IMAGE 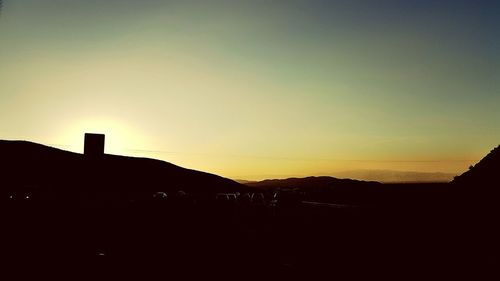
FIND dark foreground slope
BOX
[451,144,500,205]
[452,144,500,187]
[1,141,500,279]
[0,140,246,193]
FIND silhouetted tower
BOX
[84,133,105,157]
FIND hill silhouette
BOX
[246,176,455,206]
[246,176,384,205]
[1,141,499,277]
[452,144,500,187]
[246,176,381,190]
[331,169,455,183]
[0,140,247,194]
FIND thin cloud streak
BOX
[124,148,477,163]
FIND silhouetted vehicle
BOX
[174,190,188,201]
[176,190,187,198]
[270,192,279,207]
[216,193,230,201]
[227,193,237,201]
[7,192,32,201]
[238,193,251,204]
[153,192,168,200]
[250,192,265,205]
[216,193,238,202]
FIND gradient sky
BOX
[0,0,499,180]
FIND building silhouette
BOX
[84,133,105,157]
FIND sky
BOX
[0,0,499,180]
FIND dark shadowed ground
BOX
[1,141,500,279]
[2,187,499,280]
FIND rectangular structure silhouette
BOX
[84,133,105,157]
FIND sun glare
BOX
[56,117,144,156]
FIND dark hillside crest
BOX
[0,139,248,193]
[452,144,500,186]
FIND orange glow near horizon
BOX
[0,1,498,181]
[54,117,149,156]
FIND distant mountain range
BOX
[244,176,459,206]
[2,139,497,197]
[246,176,381,190]
[245,176,387,205]
[330,170,456,183]
[0,140,247,193]
[236,170,457,184]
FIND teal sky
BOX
[0,0,499,180]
